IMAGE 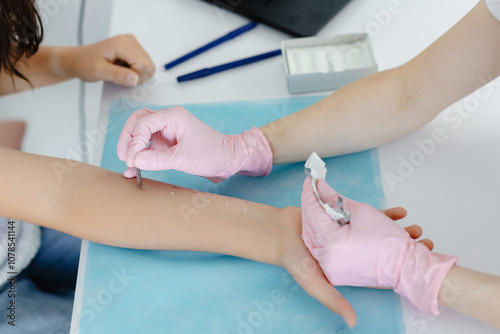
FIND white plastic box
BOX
[282,33,378,94]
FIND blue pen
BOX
[164,21,258,70]
[177,49,282,82]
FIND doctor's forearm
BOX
[438,265,500,329]
[261,68,417,164]
[262,1,500,164]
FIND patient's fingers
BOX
[381,210,434,251]
[403,225,434,250]
[286,247,357,328]
[404,224,422,239]
[418,238,434,251]
[380,207,407,221]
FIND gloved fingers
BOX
[149,132,175,151]
[123,167,137,179]
[287,250,357,329]
[303,222,335,251]
[316,179,356,223]
[134,148,176,171]
[380,207,408,221]
[126,112,171,167]
[301,221,323,250]
[316,179,340,205]
[301,178,341,236]
[205,176,225,183]
[301,226,314,250]
[117,108,154,161]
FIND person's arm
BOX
[0,146,431,327]
[0,145,278,261]
[0,35,155,95]
[116,2,500,179]
[438,265,500,328]
[0,145,354,325]
[263,0,500,164]
[0,121,25,150]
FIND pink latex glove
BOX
[301,178,458,316]
[116,106,273,182]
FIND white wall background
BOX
[0,0,113,162]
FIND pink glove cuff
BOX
[395,242,458,316]
[235,127,273,177]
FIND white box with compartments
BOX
[282,33,378,94]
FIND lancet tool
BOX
[304,152,350,225]
[136,168,143,189]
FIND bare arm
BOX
[439,265,500,328]
[263,0,500,164]
[0,146,363,324]
[0,35,155,95]
[0,121,25,150]
[0,145,280,264]
[0,46,75,94]
[0,146,432,326]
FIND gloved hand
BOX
[117,106,273,182]
[301,178,458,316]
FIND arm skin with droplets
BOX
[0,145,432,327]
[0,145,355,324]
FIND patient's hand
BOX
[68,35,155,87]
[276,198,432,329]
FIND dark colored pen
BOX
[164,21,258,70]
[177,49,282,82]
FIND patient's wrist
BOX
[55,46,80,79]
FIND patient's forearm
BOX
[0,147,282,265]
[58,166,282,265]
[438,265,500,328]
[0,46,76,95]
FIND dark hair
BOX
[0,0,44,83]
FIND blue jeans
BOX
[0,227,81,333]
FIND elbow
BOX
[393,64,440,130]
[393,65,413,116]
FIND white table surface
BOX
[73,0,500,333]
